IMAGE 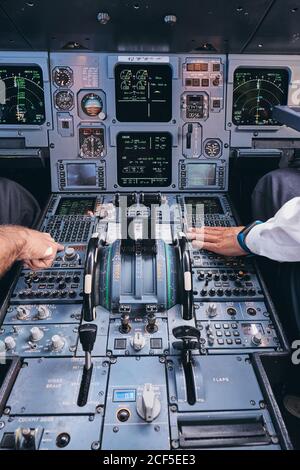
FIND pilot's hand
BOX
[17,228,64,270]
[186,226,247,257]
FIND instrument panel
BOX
[232,67,289,126]
[0,65,45,125]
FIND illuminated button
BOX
[201,78,209,87]
[192,78,200,87]
[187,63,195,71]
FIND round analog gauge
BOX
[53,67,73,88]
[54,90,74,111]
[81,135,104,158]
[204,139,222,158]
[81,93,103,117]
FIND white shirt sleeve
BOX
[246,197,300,262]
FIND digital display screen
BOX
[185,197,224,215]
[117,132,172,187]
[115,64,172,122]
[113,389,136,402]
[55,197,96,216]
[186,163,216,188]
[0,65,46,125]
[232,68,289,126]
[66,163,97,187]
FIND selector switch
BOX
[136,383,161,422]
[16,307,30,320]
[30,327,44,342]
[37,306,50,320]
[51,334,65,351]
[131,332,146,351]
[206,303,217,318]
[119,313,131,334]
[4,336,16,351]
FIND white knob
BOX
[51,335,65,351]
[136,383,161,422]
[64,246,77,260]
[98,111,106,120]
[37,306,50,320]
[5,336,16,351]
[30,327,44,342]
[207,303,217,318]
[130,332,146,351]
[16,307,30,320]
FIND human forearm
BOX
[0,225,64,277]
[0,225,27,277]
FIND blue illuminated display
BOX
[113,389,136,402]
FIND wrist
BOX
[237,221,263,255]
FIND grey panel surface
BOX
[7,357,109,415]
[0,323,78,357]
[166,355,264,412]
[169,410,281,450]
[48,52,230,192]
[107,316,169,356]
[4,304,82,324]
[102,356,170,450]
[0,414,102,450]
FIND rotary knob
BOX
[130,332,146,351]
[51,335,65,351]
[37,306,50,320]
[136,383,161,422]
[16,306,30,320]
[4,336,16,351]
[206,303,217,318]
[30,327,44,342]
[64,246,78,261]
[252,332,262,346]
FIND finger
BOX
[193,233,221,243]
[56,243,65,252]
[202,227,226,233]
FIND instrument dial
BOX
[53,67,73,88]
[54,90,74,111]
[81,93,103,117]
[204,139,222,158]
[81,135,104,159]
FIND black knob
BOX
[78,324,98,353]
